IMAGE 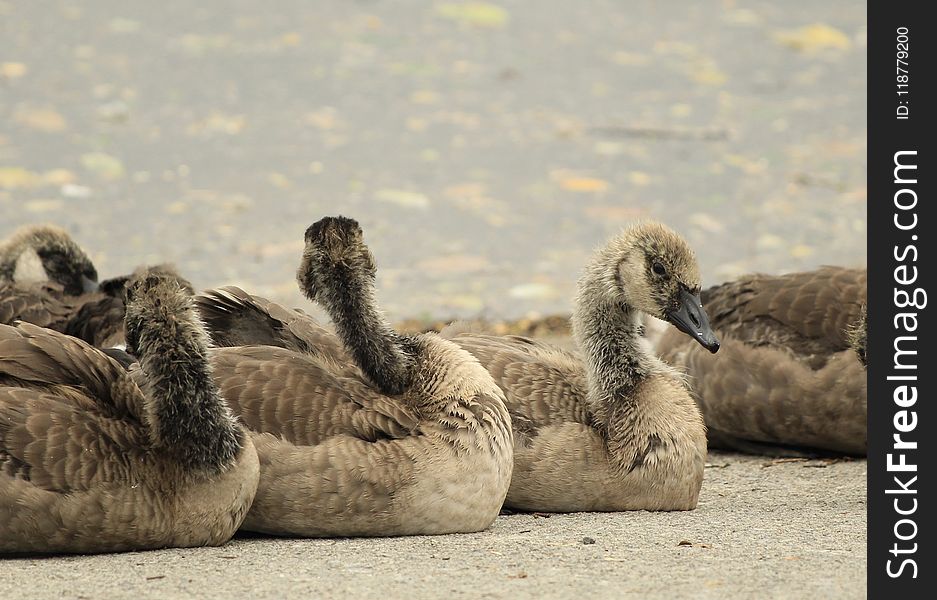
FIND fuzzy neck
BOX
[572,271,656,434]
[138,314,241,472]
[314,264,414,395]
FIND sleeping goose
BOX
[196,216,513,537]
[656,266,867,456]
[1,225,100,329]
[0,272,259,554]
[0,224,98,294]
[443,222,719,512]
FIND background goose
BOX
[0,224,98,294]
[0,272,259,554]
[196,216,513,537]
[63,264,195,349]
[1,225,100,329]
[443,222,719,512]
[656,266,867,456]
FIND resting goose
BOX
[1,225,100,328]
[442,222,719,512]
[0,272,259,554]
[656,266,867,456]
[63,265,195,349]
[196,216,513,537]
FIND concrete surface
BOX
[0,453,866,600]
[1,0,866,321]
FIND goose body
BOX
[445,222,720,512]
[657,266,867,456]
[1,225,102,332]
[0,274,259,554]
[196,217,513,537]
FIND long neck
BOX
[572,271,656,434]
[314,264,414,395]
[138,311,241,472]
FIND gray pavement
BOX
[2,0,866,320]
[1,453,867,600]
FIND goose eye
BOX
[652,262,667,277]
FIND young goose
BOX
[656,267,867,456]
[0,224,98,294]
[1,224,100,331]
[197,216,513,537]
[0,273,259,554]
[444,222,719,512]
[63,264,195,349]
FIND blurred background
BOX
[1,0,866,321]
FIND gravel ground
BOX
[0,453,866,600]
[1,1,867,598]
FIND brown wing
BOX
[700,266,867,365]
[63,295,126,347]
[0,323,146,423]
[0,282,77,329]
[196,286,348,363]
[208,345,420,446]
[0,324,149,492]
[447,333,591,438]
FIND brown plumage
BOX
[657,267,867,456]
[1,224,101,332]
[444,222,718,512]
[195,216,513,537]
[0,224,98,294]
[0,272,259,554]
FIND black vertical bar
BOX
[868,1,934,597]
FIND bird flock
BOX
[0,218,867,554]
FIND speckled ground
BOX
[1,1,866,598]
[1,0,866,321]
[0,453,866,600]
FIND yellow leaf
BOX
[436,3,509,28]
[560,177,609,193]
[80,152,125,180]
[775,24,851,53]
[25,199,64,213]
[280,32,302,47]
[268,173,292,189]
[0,62,27,79]
[14,107,68,133]
[628,171,651,186]
[42,169,76,186]
[166,201,189,214]
[0,167,41,189]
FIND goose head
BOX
[583,222,720,353]
[0,224,98,295]
[124,272,199,357]
[297,216,377,303]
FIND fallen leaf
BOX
[436,3,509,28]
[0,62,27,79]
[81,153,125,180]
[14,107,68,133]
[559,177,609,193]
[25,199,64,213]
[374,189,430,209]
[0,167,42,189]
[775,23,851,53]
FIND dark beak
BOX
[81,275,99,294]
[666,287,720,353]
